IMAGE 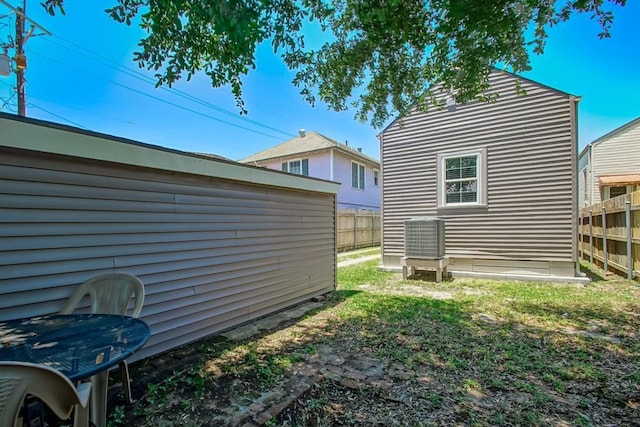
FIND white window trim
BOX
[351,161,366,190]
[604,184,632,200]
[286,158,303,175]
[283,158,309,176]
[437,147,487,209]
[373,169,379,186]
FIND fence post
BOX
[579,213,583,260]
[353,210,357,250]
[589,210,593,264]
[371,212,375,247]
[626,198,633,279]
[602,206,608,272]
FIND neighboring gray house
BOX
[379,70,581,281]
[0,113,339,361]
[240,130,380,211]
[578,116,640,207]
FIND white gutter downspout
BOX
[330,148,334,181]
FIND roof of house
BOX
[578,116,640,160]
[192,152,232,161]
[598,174,640,187]
[239,131,379,166]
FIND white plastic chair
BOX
[0,361,91,427]
[60,273,145,405]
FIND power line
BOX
[28,101,87,129]
[1,96,16,111]
[41,35,296,138]
[30,50,287,140]
[0,78,16,110]
[25,95,230,147]
[0,0,50,35]
[1,75,80,124]
[0,0,51,116]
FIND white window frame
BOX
[373,169,379,186]
[604,185,631,200]
[282,158,309,176]
[351,161,366,190]
[437,147,487,209]
[288,159,302,175]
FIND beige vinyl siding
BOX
[381,71,576,274]
[577,147,590,208]
[0,146,336,361]
[578,161,589,208]
[590,120,640,204]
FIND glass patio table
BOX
[0,313,150,427]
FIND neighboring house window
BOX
[373,169,379,186]
[437,148,487,208]
[282,159,309,176]
[607,185,627,199]
[352,161,365,190]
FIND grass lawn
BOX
[336,246,381,262]
[110,260,639,426]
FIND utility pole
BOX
[0,0,50,116]
[15,1,25,116]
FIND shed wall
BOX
[381,71,577,276]
[0,147,336,361]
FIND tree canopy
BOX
[43,0,625,127]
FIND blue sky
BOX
[0,1,638,161]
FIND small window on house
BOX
[373,169,379,186]
[352,161,365,190]
[437,148,487,208]
[281,159,309,176]
[608,185,627,199]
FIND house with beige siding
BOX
[240,130,380,211]
[0,112,339,361]
[379,70,582,281]
[578,116,640,208]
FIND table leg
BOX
[91,371,109,427]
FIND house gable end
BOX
[380,71,577,278]
[381,69,574,136]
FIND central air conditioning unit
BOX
[404,217,446,258]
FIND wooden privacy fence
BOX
[579,191,640,279]
[337,209,380,252]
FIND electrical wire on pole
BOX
[0,0,50,116]
[14,1,24,115]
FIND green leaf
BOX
[44,0,628,127]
